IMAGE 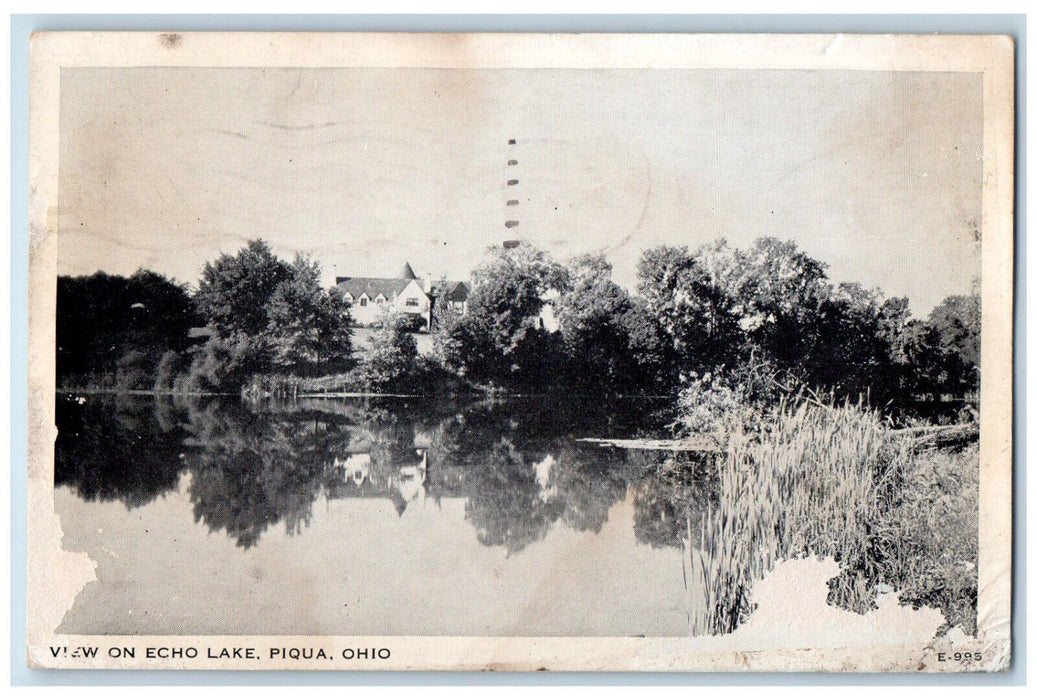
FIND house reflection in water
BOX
[327,449,432,516]
[337,453,371,486]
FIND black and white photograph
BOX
[26,32,1014,672]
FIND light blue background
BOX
[9,13,1026,686]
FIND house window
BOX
[405,298,419,307]
[359,297,368,307]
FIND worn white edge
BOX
[25,31,1016,672]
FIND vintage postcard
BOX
[26,32,1014,672]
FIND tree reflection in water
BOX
[55,394,188,510]
[460,436,565,553]
[184,399,336,548]
[55,394,714,556]
[633,453,719,550]
[552,446,630,535]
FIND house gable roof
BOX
[429,280,470,302]
[336,277,413,300]
[399,278,430,298]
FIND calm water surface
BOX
[55,394,714,636]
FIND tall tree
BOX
[636,240,744,377]
[194,239,292,337]
[191,242,354,389]
[801,282,908,401]
[906,294,981,398]
[266,254,353,374]
[928,294,981,371]
[725,237,830,371]
[441,243,569,388]
[554,254,639,394]
[350,310,420,392]
[619,296,679,393]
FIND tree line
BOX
[435,238,979,406]
[58,241,354,393]
[56,237,979,406]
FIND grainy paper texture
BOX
[28,32,1014,672]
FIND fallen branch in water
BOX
[892,423,979,450]
[580,422,978,455]
[576,435,725,453]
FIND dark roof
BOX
[335,277,415,300]
[429,280,470,302]
[399,262,418,280]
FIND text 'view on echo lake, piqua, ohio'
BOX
[43,52,995,653]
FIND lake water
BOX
[54,393,715,637]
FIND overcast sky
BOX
[58,67,981,315]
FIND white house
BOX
[335,262,469,329]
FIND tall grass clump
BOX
[689,397,977,637]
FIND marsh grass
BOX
[689,399,978,636]
[241,373,358,400]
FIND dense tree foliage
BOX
[349,311,421,392]
[194,240,293,337]
[433,236,961,405]
[57,235,980,406]
[189,241,353,389]
[439,243,569,388]
[636,242,745,374]
[902,294,981,399]
[57,270,200,388]
[555,255,633,391]
[266,254,353,373]
[632,237,965,405]
[554,255,669,395]
[57,241,355,393]
[801,283,913,401]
